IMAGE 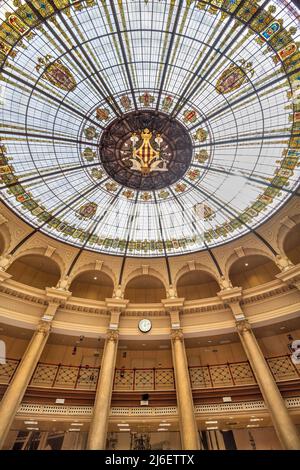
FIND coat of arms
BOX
[215,60,254,94]
[195,150,209,163]
[123,189,135,199]
[187,169,200,181]
[193,128,208,142]
[120,95,132,110]
[76,202,97,219]
[91,168,103,179]
[82,148,96,161]
[84,126,98,140]
[96,108,110,121]
[183,109,198,124]
[139,92,155,107]
[162,96,173,112]
[140,192,152,201]
[36,55,77,92]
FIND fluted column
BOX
[0,320,51,448]
[236,319,300,450]
[87,328,119,450]
[171,329,200,450]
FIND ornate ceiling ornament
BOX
[126,128,168,176]
[0,0,298,257]
[35,54,77,91]
[215,60,254,95]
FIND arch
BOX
[69,270,114,301]
[123,267,169,292]
[69,261,116,288]
[7,254,61,290]
[177,270,220,300]
[124,275,166,303]
[174,262,219,288]
[11,246,65,279]
[224,247,276,279]
[229,254,280,290]
[282,223,300,265]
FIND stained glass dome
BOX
[0,0,299,257]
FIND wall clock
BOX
[138,318,152,333]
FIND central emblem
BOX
[123,128,168,176]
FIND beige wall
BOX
[2,329,299,368]
[230,260,280,290]
[7,259,60,290]
[177,280,219,300]
[233,427,282,450]
[116,348,173,369]
[0,334,29,359]
[70,281,113,301]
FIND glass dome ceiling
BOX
[0,0,299,257]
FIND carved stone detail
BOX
[235,319,252,334]
[106,329,119,342]
[170,328,184,342]
[37,320,52,336]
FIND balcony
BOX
[1,355,299,393]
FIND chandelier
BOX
[124,128,169,175]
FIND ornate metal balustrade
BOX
[0,355,299,392]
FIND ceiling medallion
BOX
[99,111,193,191]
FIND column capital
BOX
[170,328,184,342]
[276,263,300,290]
[0,270,12,284]
[235,319,252,334]
[45,287,71,305]
[0,254,13,272]
[37,320,52,336]
[106,328,119,343]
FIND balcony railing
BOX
[0,355,299,392]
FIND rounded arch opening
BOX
[229,255,280,289]
[124,275,166,303]
[283,224,300,265]
[177,270,220,300]
[7,254,61,290]
[69,270,114,301]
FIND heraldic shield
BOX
[216,60,254,95]
[36,54,77,92]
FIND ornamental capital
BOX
[106,328,119,342]
[235,319,251,334]
[170,328,184,342]
[37,320,52,336]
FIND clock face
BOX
[138,318,152,333]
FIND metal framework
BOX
[0,0,299,259]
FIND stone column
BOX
[87,298,127,450]
[0,320,51,448]
[236,319,300,450]
[87,328,119,450]
[171,329,200,450]
[218,287,300,450]
[0,288,70,449]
